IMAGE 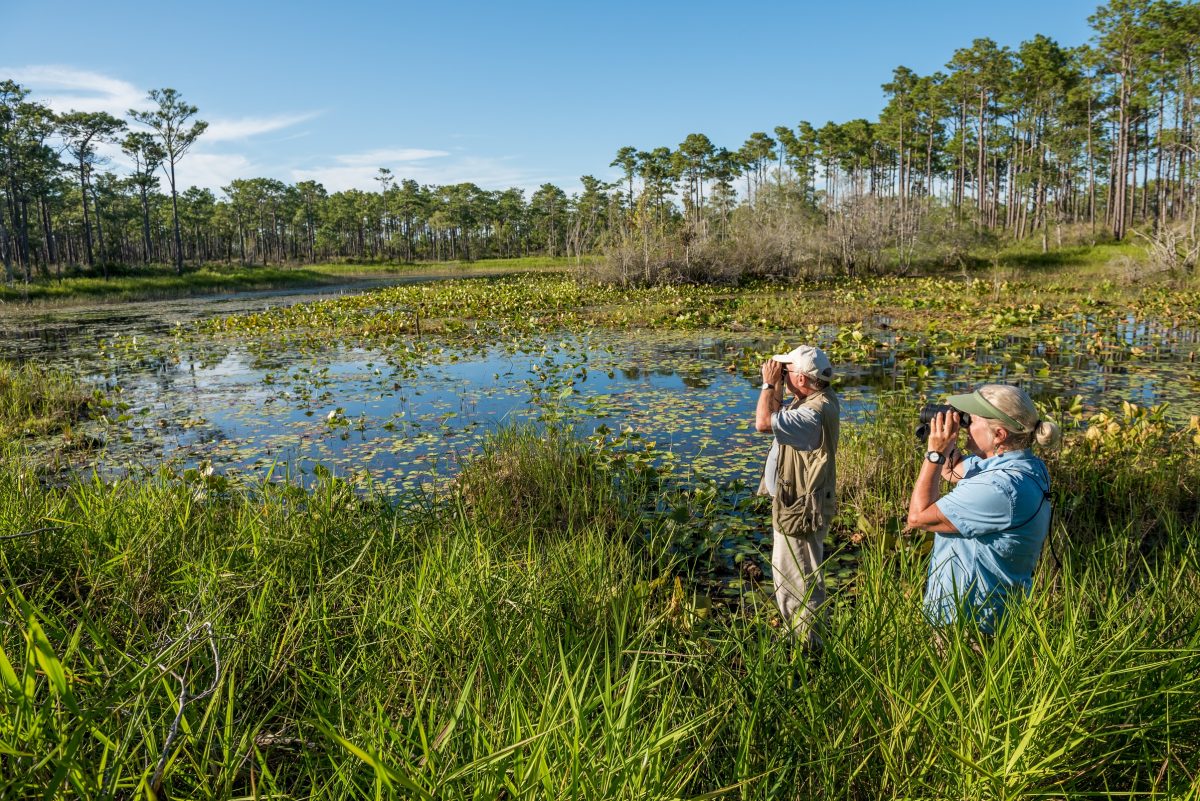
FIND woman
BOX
[907,384,1062,634]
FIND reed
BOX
[0,414,1197,799]
[0,361,93,439]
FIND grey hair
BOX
[978,384,1062,451]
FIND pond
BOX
[6,276,1200,501]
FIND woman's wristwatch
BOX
[925,450,945,464]
[761,381,775,390]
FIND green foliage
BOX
[1056,401,1200,540]
[0,361,92,439]
[0,264,340,303]
[1,419,1197,798]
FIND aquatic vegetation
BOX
[18,267,1184,545]
[0,361,94,440]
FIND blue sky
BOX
[2,0,1098,196]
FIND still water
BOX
[4,279,1199,494]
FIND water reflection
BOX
[2,286,1198,492]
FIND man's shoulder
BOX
[803,388,839,410]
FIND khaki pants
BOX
[771,527,827,647]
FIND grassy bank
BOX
[2,401,1197,798]
[0,242,1175,307]
[0,361,93,440]
[305,254,588,276]
[0,256,582,305]
[0,264,342,305]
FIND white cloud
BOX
[5,65,576,195]
[3,64,150,114]
[334,148,451,166]
[173,153,259,192]
[8,65,318,144]
[203,112,322,143]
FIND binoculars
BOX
[915,404,971,441]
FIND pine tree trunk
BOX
[169,160,184,275]
[1087,92,1096,239]
[1113,68,1129,241]
[79,158,95,266]
[0,194,12,283]
[91,184,108,279]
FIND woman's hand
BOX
[761,359,783,386]
[941,445,964,483]
[926,411,960,455]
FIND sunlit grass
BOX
[0,264,343,304]
[3,252,1199,797]
[2,409,1197,798]
[305,254,587,275]
[0,257,587,304]
[0,361,93,439]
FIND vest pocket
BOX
[776,491,828,535]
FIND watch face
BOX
[926,451,943,464]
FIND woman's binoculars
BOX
[915,404,971,441]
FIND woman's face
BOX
[964,412,1004,457]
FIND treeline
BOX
[2,0,1199,282]
[607,0,1200,279]
[0,80,617,280]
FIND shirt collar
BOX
[975,449,1032,470]
[974,448,1047,481]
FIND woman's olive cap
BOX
[947,390,1029,433]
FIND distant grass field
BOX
[0,264,339,304]
[1,241,1179,307]
[0,256,582,305]
[306,255,588,276]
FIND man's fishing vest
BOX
[762,388,840,538]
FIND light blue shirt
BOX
[925,449,1052,633]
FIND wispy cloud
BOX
[3,65,149,114]
[204,112,322,143]
[176,153,261,191]
[8,65,319,143]
[334,148,450,166]
[4,65,569,195]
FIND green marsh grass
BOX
[2,403,1198,798]
[0,361,93,439]
[305,254,586,276]
[0,256,584,306]
[0,264,342,305]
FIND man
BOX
[754,345,839,647]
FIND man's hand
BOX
[761,359,783,386]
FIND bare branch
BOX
[148,621,222,798]
[0,525,57,541]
